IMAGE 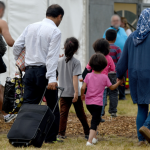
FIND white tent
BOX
[0,0,88,86]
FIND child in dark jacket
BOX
[105,29,122,117]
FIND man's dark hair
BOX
[46,4,64,18]
[89,53,107,72]
[93,38,110,56]
[106,29,117,41]
[0,1,5,9]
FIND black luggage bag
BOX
[7,87,64,148]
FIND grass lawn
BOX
[0,94,148,150]
[70,94,138,116]
[0,134,149,150]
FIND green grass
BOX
[70,94,137,116]
[0,134,149,150]
[0,94,148,150]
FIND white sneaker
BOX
[4,114,17,123]
[92,138,98,144]
[86,141,94,146]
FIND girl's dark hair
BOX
[64,37,79,63]
[89,53,107,72]
[93,38,110,56]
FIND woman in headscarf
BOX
[116,8,150,146]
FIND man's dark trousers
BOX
[23,66,60,143]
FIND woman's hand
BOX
[72,93,78,103]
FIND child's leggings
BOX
[86,105,102,130]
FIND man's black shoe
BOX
[57,135,67,139]
[45,138,64,144]
[100,118,105,122]
[119,97,127,100]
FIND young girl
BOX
[86,38,115,120]
[81,53,122,146]
[57,37,90,139]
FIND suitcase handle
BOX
[52,87,64,113]
[41,116,51,136]
[39,86,64,113]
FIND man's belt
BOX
[26,65,46,69]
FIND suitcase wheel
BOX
[9,140,29,147]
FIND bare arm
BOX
[0,20,14,47]
[109,80,121,90]
[72,75,78,103]
[81,82,87,101]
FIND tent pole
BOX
[47,0,50,7]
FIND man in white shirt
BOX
[13,4,64,143]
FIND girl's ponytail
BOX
[64,37,79,63]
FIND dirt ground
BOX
[0,113,137,139]
[67,114,137,138]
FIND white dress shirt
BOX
[13,18,61,83]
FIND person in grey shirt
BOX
[57,37,89,140]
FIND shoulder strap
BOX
[16,64,23,79]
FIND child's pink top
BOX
[84,72,112,106]
[86,55,115,75]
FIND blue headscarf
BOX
[133,8,150,46]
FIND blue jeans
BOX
[101,89,107,116]
[137,104,150,141]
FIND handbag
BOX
[16,49,25,72]
[2,65,24,114]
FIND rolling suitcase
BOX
[7,87,64,148]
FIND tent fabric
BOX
[0,0,87,86]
